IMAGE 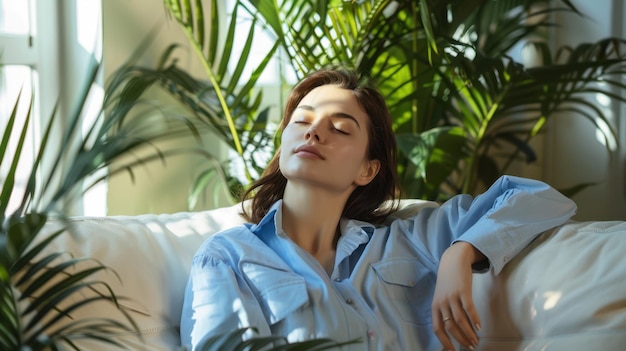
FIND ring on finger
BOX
[442,316,452,322]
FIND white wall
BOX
[102,0,232,215]
[545,0,626,220]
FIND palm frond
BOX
[164,0,279,179]
[196,327,360,351]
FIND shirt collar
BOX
[250,199,376,279]
[249,200,375,269]
[248,200,282,234]
[335,218,374,272]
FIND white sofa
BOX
[36,201,626,350]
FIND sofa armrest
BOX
[472,220,626,350]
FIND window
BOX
[0,0,39,216]
[0,0,104,216]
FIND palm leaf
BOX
[164,0,280,169]
[0,89,32,221]
[197,327,360,351]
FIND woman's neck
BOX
[281,183,350,274]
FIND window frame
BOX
[1,0,104,216]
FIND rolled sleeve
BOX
[453,176,577,274]
[405,175,576,275]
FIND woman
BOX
[180,68,576,351]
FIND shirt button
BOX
[346,298,354,304]
[334,278,342,282]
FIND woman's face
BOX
[279,85,380,194]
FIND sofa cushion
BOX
[35,203,246,351]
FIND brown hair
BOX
[241,68,399,223]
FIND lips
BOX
[294,145,325,159]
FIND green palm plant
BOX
[164,0,281,197]
[194,327,357,351]
[0,57,205,349]
[147,0,626,204]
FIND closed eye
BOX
[333,127,349,135]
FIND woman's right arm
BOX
[180,254,270,350]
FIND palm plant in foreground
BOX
[0,57,202,350]
[194,327,358,351]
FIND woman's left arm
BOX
[410,175,577,351]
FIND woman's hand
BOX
[431,242,485,351]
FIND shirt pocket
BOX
[241,262,309,325]
[372,258,435,326]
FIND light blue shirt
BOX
[180,176,576,350]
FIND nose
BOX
[305,124,322,142]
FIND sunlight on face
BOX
[279,85,374,192]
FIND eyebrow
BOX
[296,105,361,129]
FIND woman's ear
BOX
[355,159,381,186]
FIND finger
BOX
[461,295,482,333]
[432,309,455,351]
[447,309,472,349]
[449,301,478,349]
[457,294,481,347]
